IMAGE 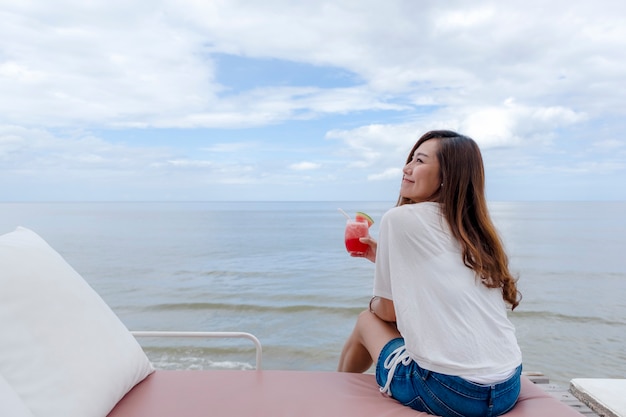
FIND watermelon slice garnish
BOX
[355,212,374,227]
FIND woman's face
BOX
[400,139,441,203]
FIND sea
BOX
[1,201,625,386]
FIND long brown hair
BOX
[398,130,521,309]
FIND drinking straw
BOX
[337,208,351,220]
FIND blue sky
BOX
[1,1,625,201]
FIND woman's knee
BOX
[356,309,396,332]
[355,309,377,332]
[355,310,400,358]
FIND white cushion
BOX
[0,373,35,417]
[0,227,154,417]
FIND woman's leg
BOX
[337,310,401,372]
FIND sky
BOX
[1,0,625,202]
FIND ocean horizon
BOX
[1,201,624,386]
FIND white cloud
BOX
[458,100,587,148]
[166,159,213,168]
[1,1,625,200]
[326,122,420,170]
[2,0,622,130]
[201,142,255,153]
[0,124,171,173]
[594,139,623,150]
[0,3,621,123]
[368,168,402,181]
[0,61,45,82]
[325,98,589,167]
[434,7,495,31]
[289,161,321,171]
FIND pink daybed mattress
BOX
[107,370,584,417]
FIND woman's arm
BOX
[369,296,396,322]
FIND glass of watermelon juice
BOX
[344,212,373,256]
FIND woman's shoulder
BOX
[382,203,450,246]
[383,202,441,223]
[386,202,440,216]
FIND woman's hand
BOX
[351,236,377,263]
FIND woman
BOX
[337,130,522,417]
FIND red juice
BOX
[345,220,369,256]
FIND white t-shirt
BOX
[374,202,522,380]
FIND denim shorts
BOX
[376,338,522,417]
